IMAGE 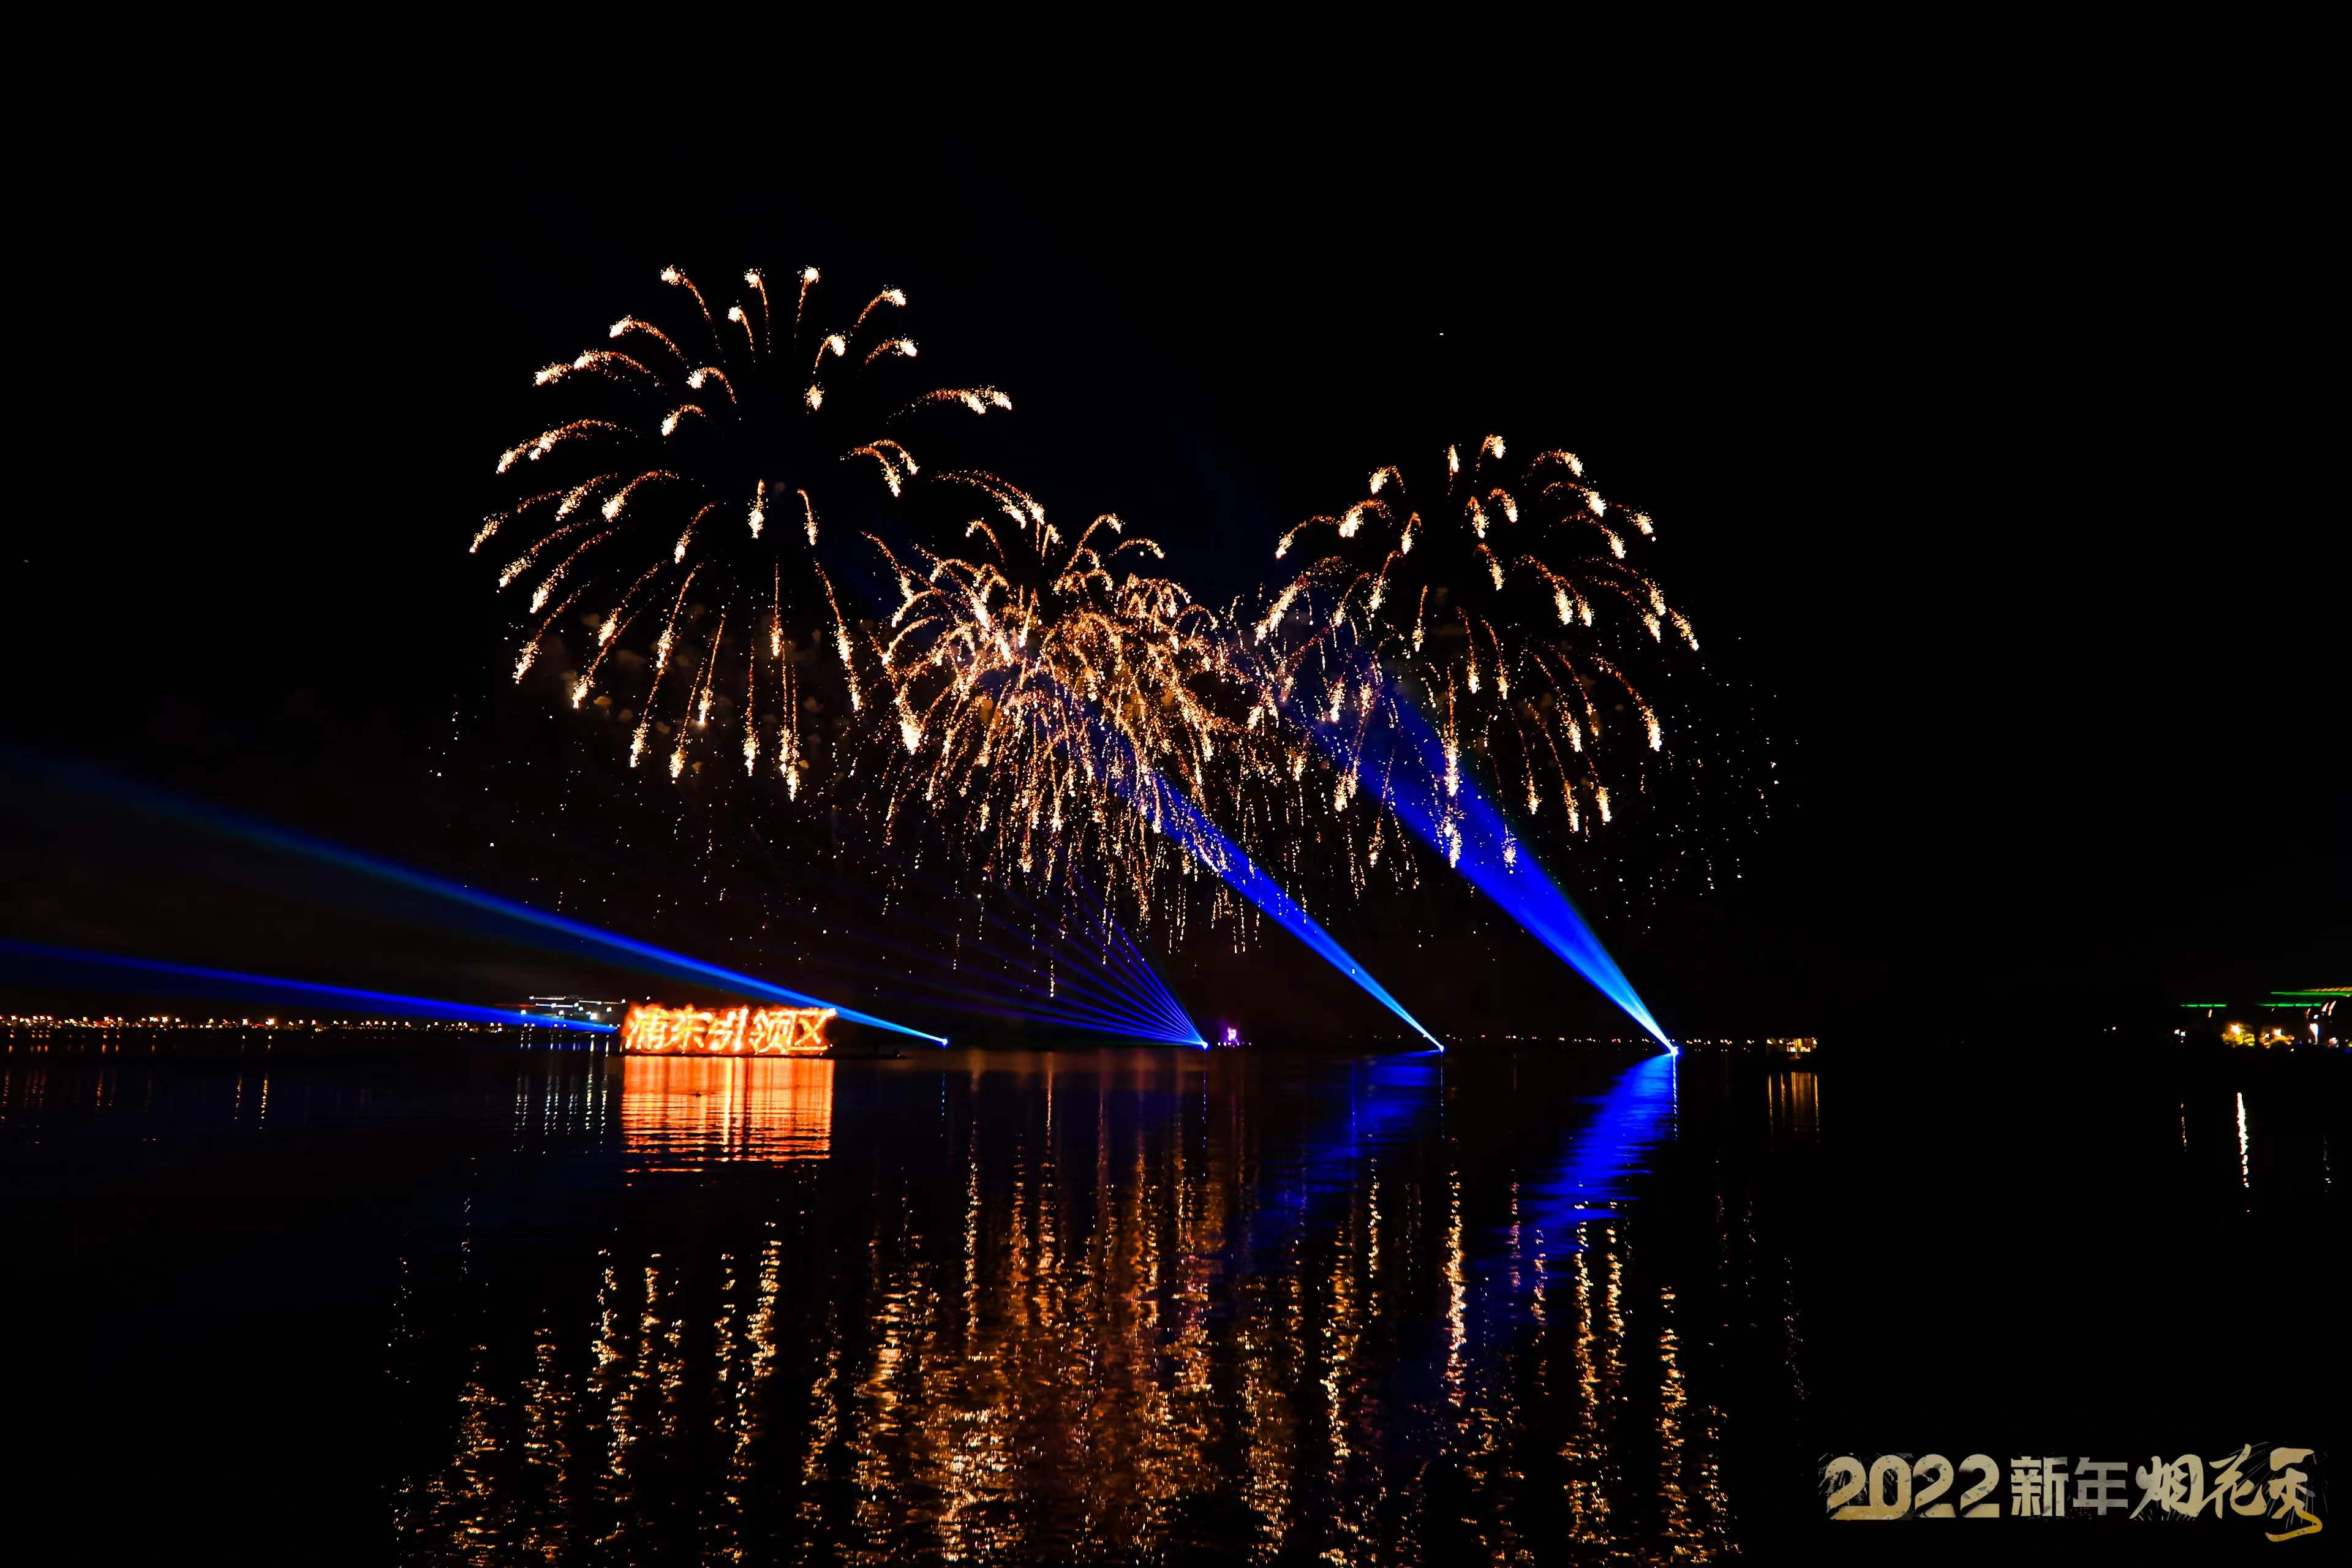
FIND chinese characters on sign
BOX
[1823,1446,2321,1540]
[619,1003,835,1057]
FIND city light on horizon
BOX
[0,939,617,1033]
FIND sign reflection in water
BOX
[619,1054,834,1169]
[391,1047,1766,1562]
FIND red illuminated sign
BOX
[620,1003,834,1056]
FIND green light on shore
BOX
[2178,1003,2229,1008]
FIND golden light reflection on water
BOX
[1766,1068,1819,1145]
[390,1052,1769,1563]
[8,1039,2332,1562]
[620,1054,833,1170]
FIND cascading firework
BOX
[869,490,1283,934]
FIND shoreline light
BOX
[0,940,616,1033]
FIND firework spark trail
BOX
[1245,437,1695,1037]
[861,491,1444,1029]
[917,642,1439,1042]
[479,262,1008,794]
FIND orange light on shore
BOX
[620,1002,834,1056]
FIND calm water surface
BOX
[4,1039,2340,1563]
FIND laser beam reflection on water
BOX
[1348,1054,1683,1338]
[1515,1051,1680,1228]
[0,940,616,1031]
[1229,1051,1676,1298]
[1457,1053,1681,1400]
[0,1038,1782,1559]
[20,754,946,1045]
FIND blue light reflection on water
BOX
[1228,1050,1678,1300]
[1512,1050,1681,1230]
[1226,1054,1446,1273]
[14,1030,2331,1562]
[7,1039,1743,1562]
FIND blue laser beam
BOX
[995,876,1204,1046]
[1100,913,1205,1046]
[889,688,1415,1046]
[1076,916,1201,1045]
[929,914,1200,1046]
[542,810,1199,1045]
[0,940,616,1031]
[783,865,1202,1044]
[9,752,947,1045]
[1157,788,1442,1049]
[1337,699,1672,1051]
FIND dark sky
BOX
[9,102,2344,1039]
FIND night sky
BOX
[10,110,2345,1039]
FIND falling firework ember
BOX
[476,264,1012,796]
[1261,437,1697,871]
